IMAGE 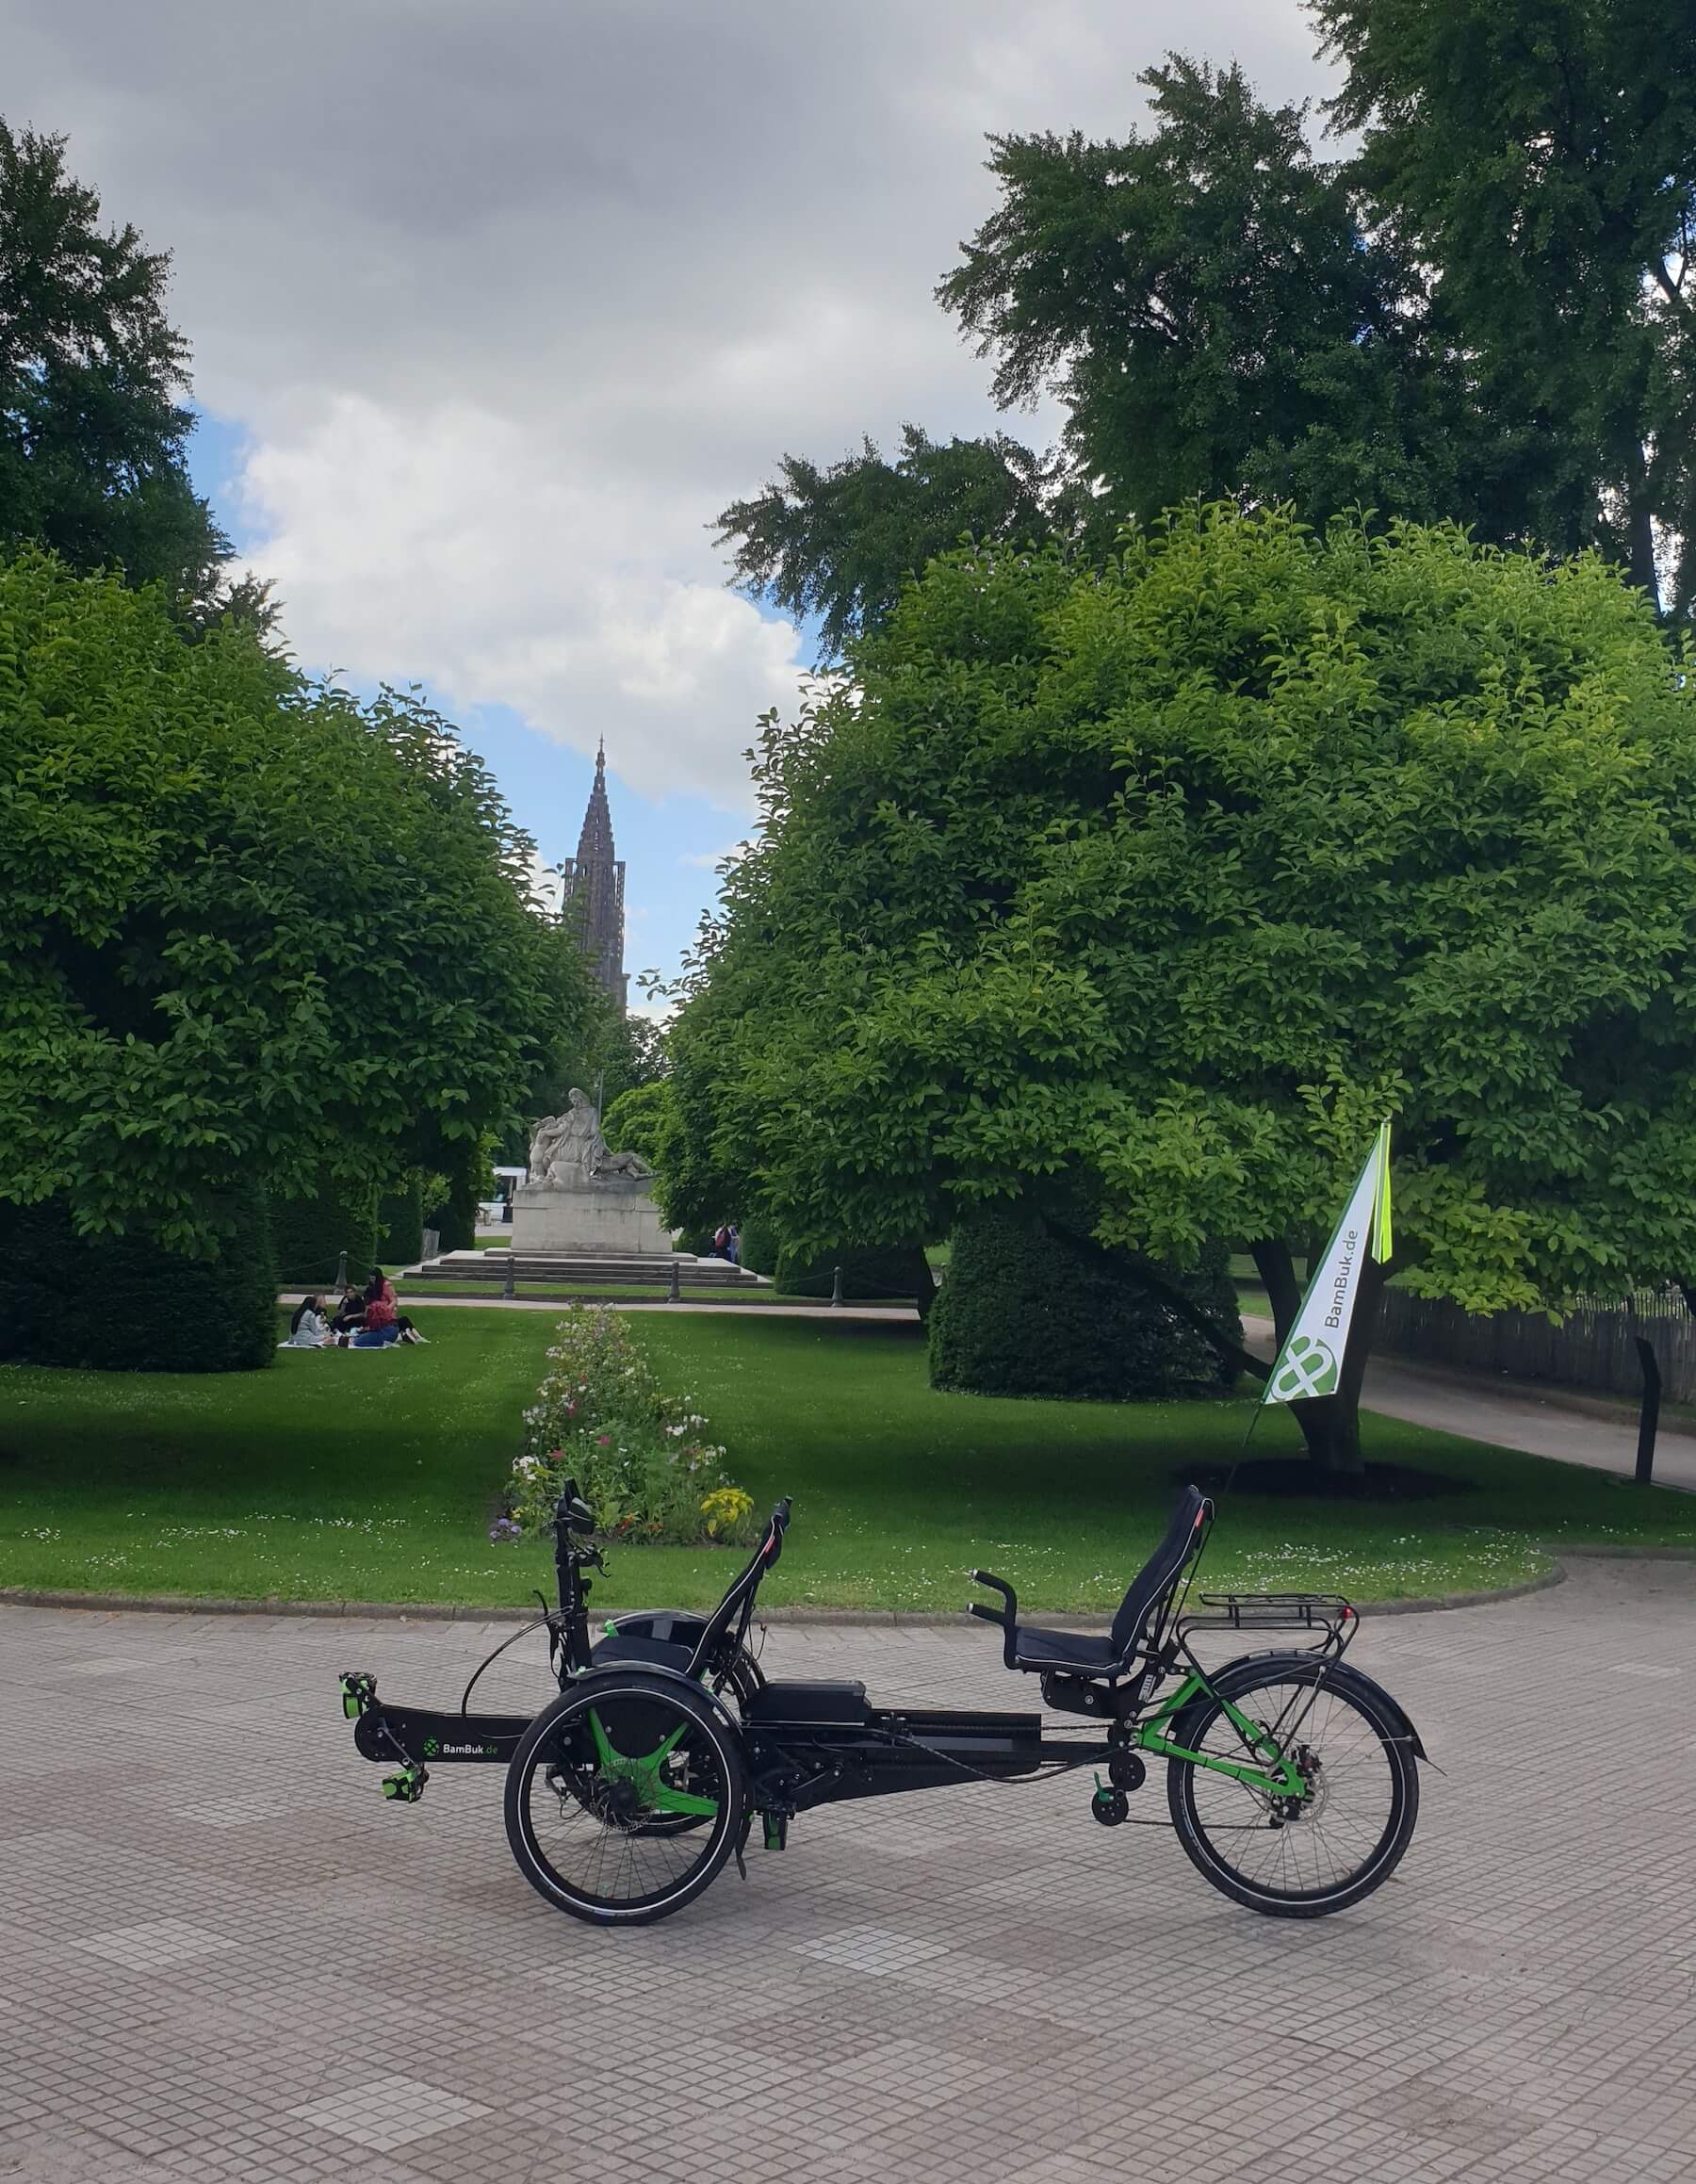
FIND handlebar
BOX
[968,1570,1019,1668]
[969,1570,1016,1618]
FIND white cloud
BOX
[678,840,752,872]
[236,397,803,808]
[8,0,1328,812]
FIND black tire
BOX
[505,1673,747,1925]
[1166,1660,1418,1917]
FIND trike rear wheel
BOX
[504,1674,746,1925]
[1166,1661,1417,1917]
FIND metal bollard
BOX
[334,1248,348,1293]
[668,1260,681,1303]
[830,1265,844,1309]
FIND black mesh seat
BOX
[1004,1628,1120,1672]
[989,1487,1211,1680]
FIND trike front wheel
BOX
[1166,1661,1418,1917]
[505,1674,746,1925]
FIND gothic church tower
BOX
[560,742,628,1014]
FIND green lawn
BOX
[1,1308,1690,1612]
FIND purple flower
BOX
[489,1516,523,1543]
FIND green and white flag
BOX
[1263,1122,1394,1407]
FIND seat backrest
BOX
[684,1500,790,1677]
[1110,1486,1210,1659]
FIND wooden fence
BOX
[1376,1287,1696,1405]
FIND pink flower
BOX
[596,1433,611,1444]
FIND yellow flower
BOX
[700,1487,755,1538]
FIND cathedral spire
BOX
[560,743,628,1014]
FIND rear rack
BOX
[1179,1592,1354,1643]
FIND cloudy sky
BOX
[9,0,1330,992]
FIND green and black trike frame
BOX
[338,1481,1427,1925]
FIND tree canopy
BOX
[711,424,1103,658]
[1313,0,1696,611]
[938,58,1476,541]
[0,122,250,623]
[717,26,1696,639]
[0,550,600,1253]
[670,506,1696,1453]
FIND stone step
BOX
[413,1250,763,1288]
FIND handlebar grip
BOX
[970,1570,1015,1605]
[967,1602,1003,1625]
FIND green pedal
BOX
[381,1764,428,1803]
[339,1671,376,1719]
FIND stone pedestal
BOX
[510,1177,676,1258]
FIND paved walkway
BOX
[5,1563,1696,2182]
[1244,1314,1696,1491]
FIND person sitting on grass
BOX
[279,1296,333,1348]
[330,1284,365,1334]
[340,1313,428,1349]
[362,1267,398,1337]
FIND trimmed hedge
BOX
[432,1165,480,1253]
[0,1186,278,1373]
[733,1218,777,1277]
[928,1212,1239,1400]
[775,1242,933,1306]
[270,1170,377,1288]
[376,1176,424,1265]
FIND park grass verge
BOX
[2,1309,1692,1612]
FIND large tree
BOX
[717,60,1487,651]
[1313,0,1696,613]
[938,57,1479,540]
[0,122,244,620]
[719,33,1696,643]
[673,508,1696,1468]
[0,549,600,1263]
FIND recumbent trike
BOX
[337,1482,1425,1924]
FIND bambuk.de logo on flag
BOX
[1263,1122,1394,1410]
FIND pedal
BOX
[381,1763,428,1804]
[339,1671,377,1719]
[761,1812,789,1851]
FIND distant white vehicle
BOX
[480,1165,529,1225]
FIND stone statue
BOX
[528,1087,651,1187]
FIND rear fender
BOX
[560,1663,750,1764]
[1169,1651,1427,1763]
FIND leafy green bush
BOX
[501,1306,758,1545]
[0,1184,278,1373]
[270,1170,378,1288]
[928,1212,1239,1400]
[775,1243,930,1302]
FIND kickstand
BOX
[734,1813,752,1881]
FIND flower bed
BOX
[500,1306,757,1546]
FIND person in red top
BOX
[361,1268,398,1336]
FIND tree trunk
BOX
[1251,1240,1390,1478]
[906,1245,937,1325]
[1623,434,1660,611]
